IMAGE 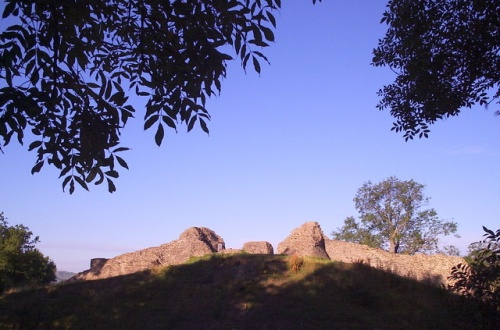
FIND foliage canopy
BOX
[373,0,500,140]
[0,0,325,193]
[0,212,56,292]
[332,176,458,254]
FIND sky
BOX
[1,1,499,273]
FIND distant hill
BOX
[55,271,75,282]
[1,254,497,329]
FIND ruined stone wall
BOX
[71,222,464,287]
[70,227,223,281]
[278,222,464,286]
[325,239,464,286]
[277,222,330,259]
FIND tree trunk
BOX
[389,237,399,253]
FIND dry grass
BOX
[289,253,304,273]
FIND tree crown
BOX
[0,212,56,292]
[0,0,296,193]
[332,176,458,254]
[373,0,500,140]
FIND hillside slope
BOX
[0,254,497,329]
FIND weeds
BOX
[289,253,304,273]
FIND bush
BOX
[448,226,500,310]
[289,254,304,273]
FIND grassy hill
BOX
[0,254,497,329]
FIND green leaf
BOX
[28,140,42,151]
[116,156,129,169]
[220,53,233,61]
[253,51,269,64]
[76,52,88,70]
[62,175,72,191]
[104,79,112,99]
[248,39,269,47]
[261,26,274,42]
[235,35,242,54]
[74,176,89,191]
[162,115,177,130]
[57,166,71,179]
[24,49,36,64]
[2,1,16,18]
[107,178,116,193]
[483,226,495,237]
[110,91,126,105]
[25,60,35,77]
[187,116,197,132]
[30,69,39,85]
[199,118,209,135]
[105,170,119,178]
[95,171,105,185]
[240,44,247,61]
[267,11,276,28]
[86,167,98,183]
[252,56,261,74]
[144,115,159,130]
[69,179,75,194]
[113,147,130,153]
[136,90,150,96]
[31,161,43,174]
[155,124,164,146]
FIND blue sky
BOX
[1,1,499,272]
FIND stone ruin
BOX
[70,222,465,286]
[277,221,330,259]
[243,241,274,254]
[325,239,464,285]
[70,227,225,281]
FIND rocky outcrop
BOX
[178,227,224,252]
[70,227,224,281]
[325,239,464,286]
[242,241,274,254]
[277,222,330,259]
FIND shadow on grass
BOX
[0,254,498,329]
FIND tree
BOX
[372,0,499,140]
[331,176,458,254]
[330,216,385,249]
[0,212,56,292]
[438,244,461,257]
[0,0,321,193]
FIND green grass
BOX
[0,254,498,329]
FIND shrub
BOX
[289,254,304,273]
[448,226,500,310]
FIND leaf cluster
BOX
[373,0,500,140]
[0,0,286,193]
[448,226,500,312]
[331,216,384,249]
